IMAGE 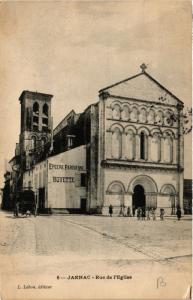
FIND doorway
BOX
[39,187,45,212]
[132,185,146,209]
[80,198,87,213]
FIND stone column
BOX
[132,134,136,160]
[145,135,148,160]
[160,137,164,163]
[135,134,140,160]
[105,131,112,159]
[170,138,173,163]
[173,138,177,164]
[148,136,151,161]
[158,138,161,162]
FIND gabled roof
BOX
[99,70,183,104]
[53,109,77,136]
[99,72,142,92]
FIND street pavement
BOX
[0,210,192,299]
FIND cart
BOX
[19,190,37,217]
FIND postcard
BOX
[0,1,192,299]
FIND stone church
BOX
[15,65,184,215]
[95,65,184,215]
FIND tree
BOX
[170,106,192,135]
[150,102,192,135]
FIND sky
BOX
[0,0,192,186]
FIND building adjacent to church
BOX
[7,66,185,215]
[23,145,87,212]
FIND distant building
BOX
[1,171,12,210]
[23,145,86,213]
[6,65,185,215]
[18,90,53,171]
[183,179,192,214]
[0,189,3,208]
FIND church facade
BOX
[94,69,184,215]
[17,66,184,215]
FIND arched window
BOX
[107,181,125,208]
[112,104,121,120]
[148,109,155,124]
[164,111,173,126]
[33,102,39,114]
[155,111,163,125]
[126,130,135,159]
[140,132,145,159]
[31,136,36,150]
[139,108,147,123]
[43,103,49,116]
[160,184,176,214]
[163,136,173,163]
[112,128,122,158]
[108,182,124,195]
[151,134,160,162]
[121,105,129,120]
[161,185,176,195]
[130,107,138,122]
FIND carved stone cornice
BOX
[99,91,110,100]
[101,159,183,172]
[106,118,178,130]
[106,94,178,108]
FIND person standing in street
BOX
[13,196,17,217]
[142,207,146,220]
[109,204,113,217]
[15,200,19,217]
[123,205,127,217]
[150,208,156,221]
[137,207,141,220]
[127,206,131,217]
[146,207,150,220]
[160,208,165,221]
[119,204,124,216]
[132,205,136,217]
[176,206,182,221]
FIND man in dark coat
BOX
[176,207,182,221]
[141,207,146,220]
[13,196,19,217]
[132,205,136,217]
[109,204,113,217]
[137,207,141,220]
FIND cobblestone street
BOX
[0,210,192,299]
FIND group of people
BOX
[136,207,153,220]
[109,204,182,220]
[109,204,132,217]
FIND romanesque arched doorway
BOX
[128,175,158,210]
[132,185,146,209]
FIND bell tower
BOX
[19,90,53,171]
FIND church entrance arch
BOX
[133,185,146,209]
[128,175,158,210]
